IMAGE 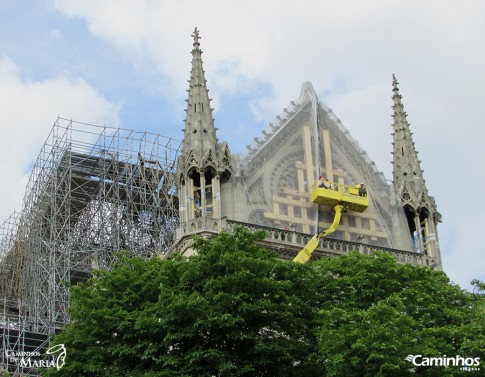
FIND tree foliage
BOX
[314,252,484,376]
[44,227,484,376]
[44,227,321,376]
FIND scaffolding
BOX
[1,298,49,376]
[0,213,22,304]
[0,118,181,341]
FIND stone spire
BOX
[173,28,235,256]
[391,74,442,266]
[181,27,218,162]
[391,74,425,194]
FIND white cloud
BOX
[0,56,120,222]
[52,1,485,114]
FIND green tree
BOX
[44,226,321,376]
[315,251,484,377]
[43,229,484,376]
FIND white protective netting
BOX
[224,82,413,251]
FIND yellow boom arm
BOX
[293,205,343,264]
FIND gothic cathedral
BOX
[170,28,442,270]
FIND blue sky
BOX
[1,0,484,289]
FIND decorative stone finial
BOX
[392,74,401,94]
[192,27,201,48]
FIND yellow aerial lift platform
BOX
[293,180,368,264]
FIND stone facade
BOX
[170,29,442,269]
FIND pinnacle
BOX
[192,27,201,49]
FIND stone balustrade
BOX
[224,219,437,268]
[176,217,437,268]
